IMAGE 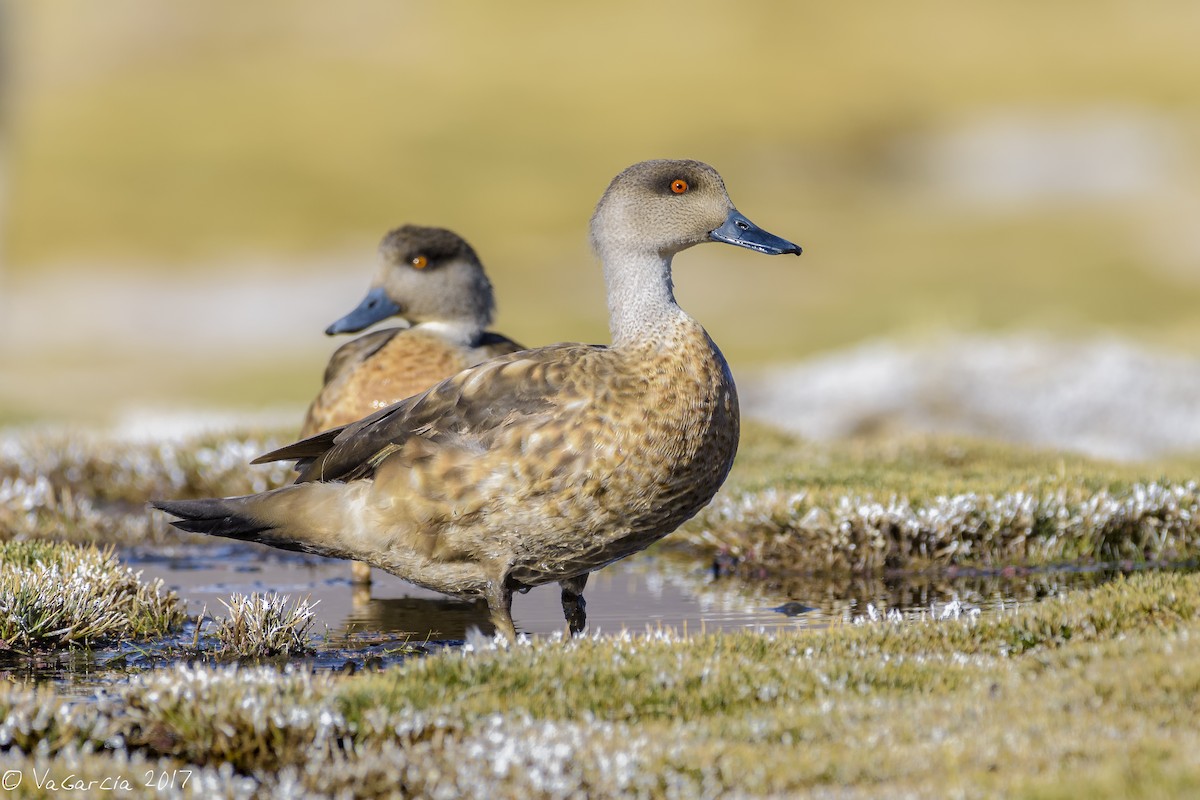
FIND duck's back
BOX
[301,327,524,436]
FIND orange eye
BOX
[411,255,428,269]
[670,179,689,194]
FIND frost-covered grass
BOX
[0,429,292,545]
[2,570,1199,798]
[0,540,185,648]
[213,593,319,658]
[688,478,1200,573]
[680,426,1200,575]
[0,429,292,505]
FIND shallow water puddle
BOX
[128,544,1195,639]
[4,544,1192,688]
[124,544,799,642]
[683,556,1200,624]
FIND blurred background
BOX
[2,1,1199,455]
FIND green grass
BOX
[2,571,1199,797]
[725,424,1200,499]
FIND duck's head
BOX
[326,225,496,336]
[589,159,802,260]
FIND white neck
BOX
[599,241,688,348]
[412,319,480,346]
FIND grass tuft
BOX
[0,540,185,648]
[213,592,319,658]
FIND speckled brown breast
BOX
[504,324,739,586]
[355,317,741,591]
[301,328,524,437]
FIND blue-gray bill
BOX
[326,286,403,335]
[709,209,802,256]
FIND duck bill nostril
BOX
[709,209,802,256]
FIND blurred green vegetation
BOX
[3,1,1200,419]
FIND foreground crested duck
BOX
[302,224,524,439]
[153,159,801,639]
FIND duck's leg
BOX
[559,573,589,636]
[350,561,372,607]
[486,575,519,641]
[350,560,372,586]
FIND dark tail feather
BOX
[150,498,273,541]
[151,498,321,556]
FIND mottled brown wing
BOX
[319,328,404,386]
[255,343,603,484]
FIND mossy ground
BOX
[1,570,1198,797]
